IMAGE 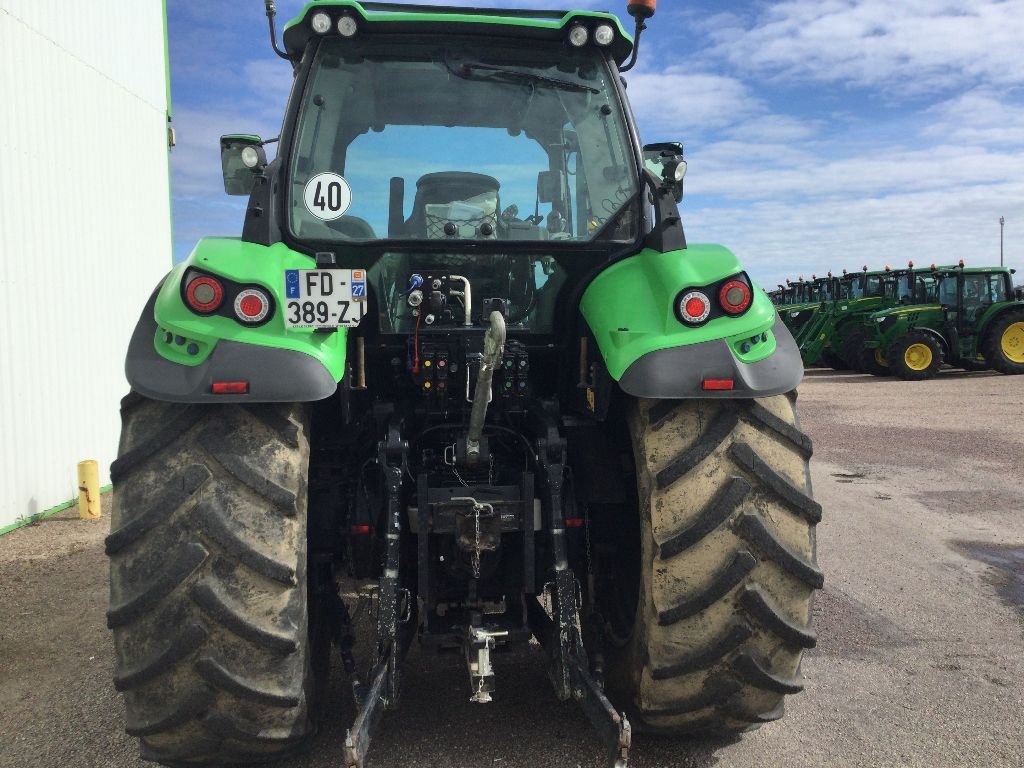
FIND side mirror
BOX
[643,142,686,203]
[221,135,268,196]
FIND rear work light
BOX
[310,11,331,34]
[234,288,271,323]
[185,275,224,313]
[568,25,589,47]
[211,381,249,395]
[719,279,752,315]
[678,290,711,324]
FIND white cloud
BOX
[706,0,1024,93]
[625,69,762,137]
[924,88,1024,146]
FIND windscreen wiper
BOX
[441,58,599,93]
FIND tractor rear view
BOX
[107,3,820,766]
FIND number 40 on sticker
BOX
[303,172,352,221]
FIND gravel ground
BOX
[2,369,1023,768]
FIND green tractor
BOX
[107,3,820,766]
[863,263,1024,380]
[780,274,841,347]
[799,265,911,370]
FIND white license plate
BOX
[283,269,367,329]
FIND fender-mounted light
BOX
[338,15,358,37]
[185,275,224,313]
[719,279,752,315]
[234,288,271,323]
[679,290,711,324]
[212,381,249,395]
[568,25,589,47]
[311,12,331,34]
[594,24,615,46]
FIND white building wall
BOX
[0,1,171,530]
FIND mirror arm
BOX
[265,1,290,60]
[642,170,686,253]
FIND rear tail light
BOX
[679,290,711,324]
[234,288,271,323]
[185,275,224,313]
[719,279,752,315]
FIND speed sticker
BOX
[303,173,352,221]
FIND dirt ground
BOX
[2,368,1023,768]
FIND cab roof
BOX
[283,1,634,64]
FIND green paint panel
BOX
[581,245,777,380]
[152,238,348,382]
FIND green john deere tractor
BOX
[863,263,1024,380]
[799,266,908,370]
[107,3,820,766]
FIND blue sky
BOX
[167,1,1023,287]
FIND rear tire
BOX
[604,395,821,734]
[841,330,866,372]
[982,309,1024,374]
[858,346,890,377]
[820,349,846,371]
[107,394,314,764]
[888,331,944,380]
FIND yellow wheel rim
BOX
[1001,322,1024,364]
[874,349,888,368]
[904,343,933,371]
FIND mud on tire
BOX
[107,394,313,764]
[605,394,821,733]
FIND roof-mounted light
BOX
[337,14,358,37]
[568,25,589,47]
[594,24,615,46]
[311,11,331,34]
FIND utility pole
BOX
[1000,216,1005,267]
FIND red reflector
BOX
[240,295,264,317]
[234,288,270,323]
[565,518,585,528]
[351,525,371,535]
[702,379,735,391]
[685,297,706,317]
[211,381,249,395]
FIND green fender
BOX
[580,245,803,398]
[125,238,347,402]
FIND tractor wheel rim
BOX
[875,349,888,367]
[1001,322,1024,363]
[904,343,933,371]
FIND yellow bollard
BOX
[78,460,102,520]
